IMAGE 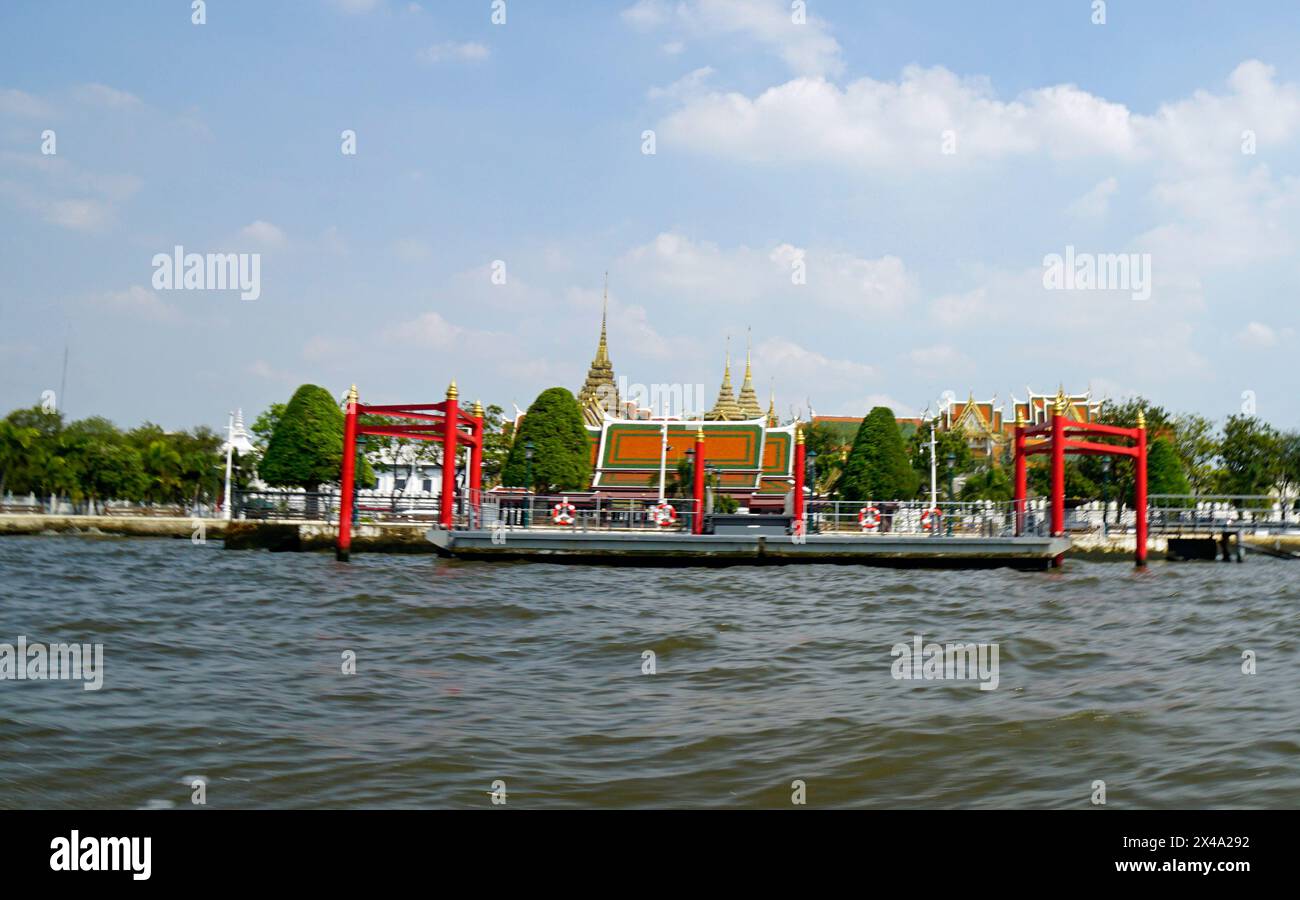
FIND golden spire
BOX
[705,336,741,421]
[577,273,619,425]
[447,380,458,400]
[737,327,762,419]
[767,389,778,428]
[1015,409,1026,427]
[346,384,358,404]
[1053,386,1067,416]
[1136,408,1146,429]
[472,399,484,418]
[595,272,610,366]
[795,423,804,445]
[696,427,705,441]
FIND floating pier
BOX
[425,527,1071,570]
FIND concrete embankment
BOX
[0,513,226,539]
[224,520,433,553]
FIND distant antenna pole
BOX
[59,337,69,414]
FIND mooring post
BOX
[1013,412,1026,536]
[469,399,484,529]
[793,424,806,527]
[692,428,706,535]
[1135,409,1148,567]
[337,384,359,561]
[440,381,459,530]
[1050,394,1066,567]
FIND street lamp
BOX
[523,440,535,527]
[945,452,956,536]
[1101,455,1111,536]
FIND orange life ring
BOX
[858,506,881,531]
[921,507,942,531]
[551,501,576,526]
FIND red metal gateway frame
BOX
[336,382,483,561]
[1013,400,1148,567]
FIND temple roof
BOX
[704,345,743,421]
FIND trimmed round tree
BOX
[837,406,919,501]
[501,387,592,492]
[1146,436,1190,505]
[260,384,374,493]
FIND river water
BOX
[1,535,1296,809]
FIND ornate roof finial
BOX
[795,423,805,445]
[472,399,484,418]
[696,427,705,441]
[1053,386,1067,416]
[577,275,620,425]
[737,327,762,419]
[704,336,741,421]
[1136,408,1146,429]
[346,384,358,410]
[1015,409,1026,427]
[447,380,459,400]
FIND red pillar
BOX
[440,380,459,530]
[793,425,806,524]
[469,399,484,529]
[1013,413,1026,536]
[692,428,706,535]
[1050,398,1066,568]
[336,385,359,561]
[1135,411,1148,567]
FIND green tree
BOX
[261,384,374,491]
[1171,413,1219,494]
[1277,430,1300,515]
[960,465,1013,502]
[0,417,40,498]
[500,387,592,492]
[1217,414,1279,499]
[837,407,918,501]
[1146,437,1191,502]
[61,417,146,506]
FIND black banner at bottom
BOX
[0,809,1284,886]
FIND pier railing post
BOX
[1135,409,1148,567]
[1050,394,1066,568]
[337,385,359,561]
[469,399,484,529]
[1013,412,1026,536]
[440,380,459,530]
[793,424,806,526]
[692,428,706,535]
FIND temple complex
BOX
[573,308,797,510]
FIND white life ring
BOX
[551,501,576,526]
[858,506,881,531]
[651,503,678,527]
[921,507,942,531]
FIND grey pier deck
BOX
[425,528,1071,569]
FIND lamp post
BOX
[222,410,235,521]
[1101,455,1111,537]
[946,452,956,536]
[523,440,534,527]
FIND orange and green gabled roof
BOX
[585,419,795,491]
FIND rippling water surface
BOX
[1,535,1297,808]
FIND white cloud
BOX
[0,88,53,118]
[418,42,490,64]
[240,220,286,248]
[657,60,1300,172]
[330,0,383,13]
[74,83,143,110]
[98,285,179,322]
[1068,176,1119,219]
[623,0,843,77]
[619,231,914,317]
[1235,321,1291,348]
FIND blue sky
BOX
[3,0,1299,430]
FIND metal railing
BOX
[804,499,1037,537]
[468,493,698,534]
